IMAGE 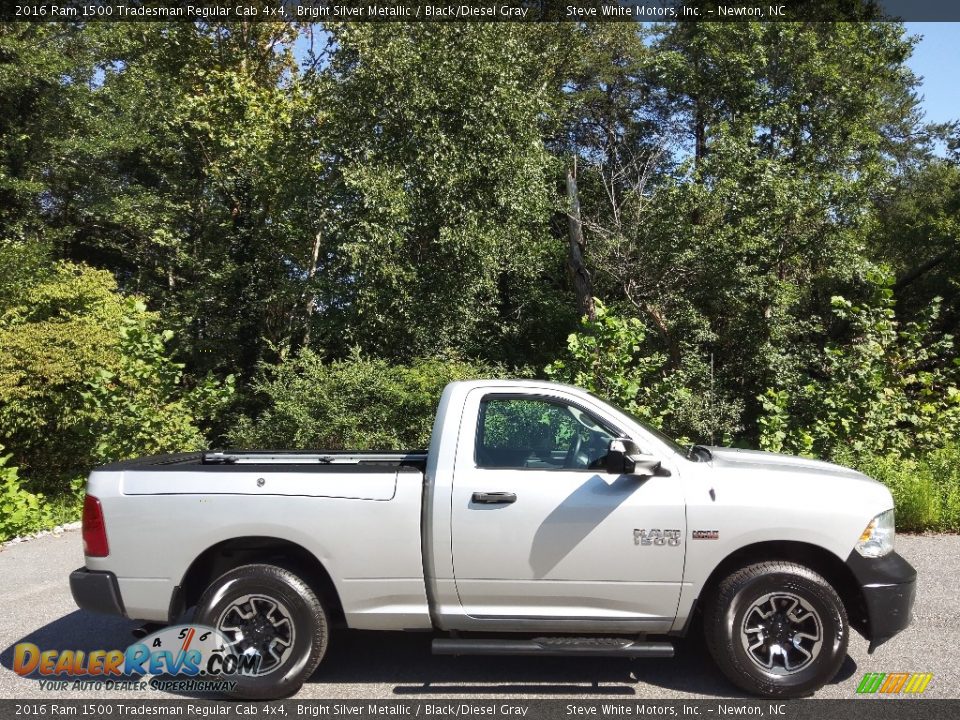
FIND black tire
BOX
[194,563,328,700]
[704,561,848,698]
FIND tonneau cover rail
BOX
[201,450,428,465]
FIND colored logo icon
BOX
[856,672,933,694]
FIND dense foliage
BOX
[546,300,742,444]
[228,352,506,451]
[758,271,960,460]
[0,18,958,536]
[0,256,232,492]
[845,443,960,532]
[0,261,129,488]
[79,303,234,467]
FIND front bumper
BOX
[70,567,126,617]
[845,550,916,653]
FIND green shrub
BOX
[545,300,742,444]
[758,270,960,460]
[838,443,960,532]
[0,263,127,486]
[0,446,52,540]
[79,303,234,465]
[0,262,232,491]
[227,351,510,450]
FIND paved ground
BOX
[0,531,956,700]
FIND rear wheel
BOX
[194,564,328,699]
[704,561,848,698]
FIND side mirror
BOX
[606,438,665,476]
[605,441,630,475]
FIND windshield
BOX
[588,393,688,456]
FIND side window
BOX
[475,397,617,470]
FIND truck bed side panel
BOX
[122,468,397,500]
[84,467,432,630]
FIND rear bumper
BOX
[845,550,916,653]
[70,567,126,617]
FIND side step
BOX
[432,637,674,658]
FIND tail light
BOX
[82,495,109,557]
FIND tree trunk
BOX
[566,159,596,322]
[302,229,323,347]
[694,101,706,169]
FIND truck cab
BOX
[425,381,688,634]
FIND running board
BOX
[432,637,674,658]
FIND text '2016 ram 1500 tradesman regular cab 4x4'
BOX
[69,380,916,699]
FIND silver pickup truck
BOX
[70,379,915,699]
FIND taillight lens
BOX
[82,495,109,557]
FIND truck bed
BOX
[86,449,431,627]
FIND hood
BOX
[705,446,871,482]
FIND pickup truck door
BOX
[449,389,686,630]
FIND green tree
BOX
[0,24,93,245]
[872,153,960,339]
[571,21,925,442]
[80,303,234,465]
[27,23,318,379]
[313,23,569,365]
[0,263,128,485]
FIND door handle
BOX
[471,491,517,504]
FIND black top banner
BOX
[0,700,958,719]
[3,0,960,22]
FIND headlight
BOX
[855,509,895,558]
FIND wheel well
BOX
[697,541,867,635]
[172,537,345,626]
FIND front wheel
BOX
[194,564,329,699]
[704,561,848,698]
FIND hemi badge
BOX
[692,530,719,540]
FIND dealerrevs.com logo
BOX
[13,625,257,692]
[856,672,934,695]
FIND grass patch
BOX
[0,491,81,543]
[845,443,960,533]
[45,491,83,528]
